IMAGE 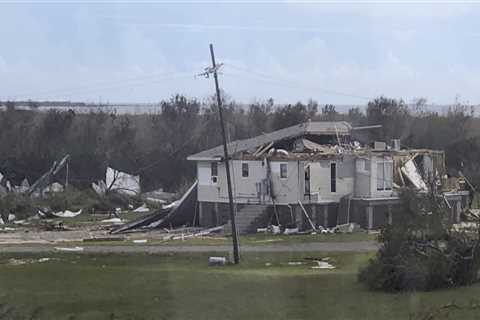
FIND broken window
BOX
[211,162,218,183]
[331,162,336,192]
[377,159,393,191]
[280,163,288,179]
[242,163,249,178]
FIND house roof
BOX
[187,121,352,161]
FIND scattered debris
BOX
[132,239,148,244]
[7,257,50,266]
[271,225,281,235]
[335,223,361,233]
[42,182,64,195]
[28,154,70,197]
[133,204,150,213]
[100,217,124,224]
[208,256,226,266]
[92,180,107,196]
[401,159,428,191]
[287,261,304,266]
[106,167,140,196]
[256,227,268,233]
[8,214,16,222]
[111,180,197,234]
[284,227,299,235]
[54,246,84,252]
[311,260,335,269]
[52,209,82,218]
[254,239,283,243]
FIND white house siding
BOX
[307,156,355,202]
[269,160,301,204]
[355,157,372,198]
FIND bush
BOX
[359,188,480,291]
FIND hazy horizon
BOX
[1,2,480,106]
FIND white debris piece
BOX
[335,223,360,233]
[8,214,16,222]
[208,256,226,266]
[106,167,140,196]
[0,216,4,225]
[43,182,64,194]
[101,217,124,224]
[271,225,281,235]
[55,246,84,252]
[401,160,428,191]
[284,227,299,235]
[162,200,179,210]
[452,222,479,232]
[52,209,82,218]
[92,180,107,196]
[312,260,335,269]
[133,204,150,213]
[132,239,148,244]
[257,227,268,233]
[287,261,304,265]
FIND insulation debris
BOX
[401,159,428,191]
[106,167,140,196]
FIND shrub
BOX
[359,188,480,291]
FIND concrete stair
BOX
[225,204,269,234]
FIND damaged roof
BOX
[187,121,352,161]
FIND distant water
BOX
[1,104,164,115]
[0,103,473,116]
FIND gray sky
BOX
[1,1,479,106]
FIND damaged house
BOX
[187,121,470,233]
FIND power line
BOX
[224,63,374,101]
[8,69,204,101]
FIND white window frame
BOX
[376,159,393,191]
[280,163,288,179]
[241,162,249,178]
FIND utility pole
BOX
[199,44,240,264]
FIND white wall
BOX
[307,156,354,202]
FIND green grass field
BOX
[1,251,480,320]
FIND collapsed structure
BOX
[187,121,471,233]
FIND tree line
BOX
[0,95,478,192]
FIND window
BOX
[330,162,336,192]
[280,163,288,179]
[242,163,249,178]
[304,166,310,194]
[211,162,218,183]
[377,160,393,191]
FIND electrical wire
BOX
[223,63,374,101]
[8,69,205,101]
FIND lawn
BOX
[0,251,480,320]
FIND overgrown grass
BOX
[0,251,480,319]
